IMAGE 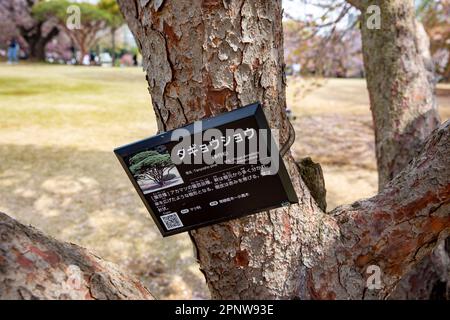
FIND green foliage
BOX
[98,0,124,29]
[129,151,174,176]
[32,0,112,25]
[129,150,159,166]
[129,47,139,56]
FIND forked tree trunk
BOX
[357,0,440,190]
[117,0,450,299]
[1,0,447,301]
[0,0,448,301]
[349,0,448,300]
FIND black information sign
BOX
[114,102,298,236]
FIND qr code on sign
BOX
[161,213,183,230]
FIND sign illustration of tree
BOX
[129,151,175,187]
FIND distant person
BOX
[70,45,76,64]
[90,51,96,65]
[7,37,19,64]
[133,53,138,66]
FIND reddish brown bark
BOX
[117,0,450,299]
[0,212,154,300]
[60,21,105,64]
[357,0,440,190]
[347,0,447,300]
[1,0,447,301]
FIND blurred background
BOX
[0,0,449,299]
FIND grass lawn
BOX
[1,64,449,299]
[288,77,450,208]
[287,77,450,118]
[0,64,206,299]
[0,64,157,149]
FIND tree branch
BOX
[42,26,59,43]
[308,121,450,299]
[345,0,362,10]
[0,212,155,300]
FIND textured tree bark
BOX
[388,238,449,300]
[358,0,440,190]
[349,0,448,300]
[296,158,327,212]
[20,22,60,61]
[327,122,449,299]
[0,212,154,300]
[119,0,308,299]
[118,0,449,299]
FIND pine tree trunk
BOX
[119,0,313,299]
[349,0,448,300]
[118,0,450,299]
[358,0,440,190]
[79,43,87,65]
[1,0,448,300]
